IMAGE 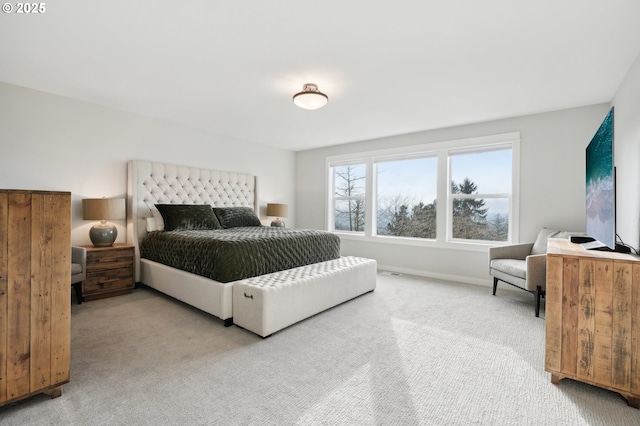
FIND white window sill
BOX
[334,232,509,252]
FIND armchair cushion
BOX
[71,246,87,285]
[71,263,83,276]
[71,246,87,304]
[490,259,526,280]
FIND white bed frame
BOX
[126,160,258,325]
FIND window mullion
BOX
[510,138,520,243]
[364,159,374,237]
[451,193,511,199]
[327,162,334,231]
[437,150,448,242]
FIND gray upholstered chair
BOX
[489,228,571,317]
[71,246,86,304]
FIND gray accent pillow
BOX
[155,204,221,231]
[213,207,262,228]
[531,228,571,255]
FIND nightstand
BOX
[81,243,135,302]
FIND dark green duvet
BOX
[141,226,341,283]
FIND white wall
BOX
[5,69,638,286]
[0,82,296,246]
[296,104,612,285]
[612,52,640,250]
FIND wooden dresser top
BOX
[547,238,640,262]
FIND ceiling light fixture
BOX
[293,83,328,110]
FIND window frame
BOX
[447,144,514,243]
[328,160,367,234]
[326,132,520,251]
[373,152,439,239]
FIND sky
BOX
[375,148,512,216]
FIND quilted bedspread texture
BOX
[141,227,341,283]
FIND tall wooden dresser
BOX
[0,190,71,407]
[545,238,639,408]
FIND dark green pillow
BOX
[213,207,262,228]
[155,204,221,231]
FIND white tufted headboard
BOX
[126,160,258,281]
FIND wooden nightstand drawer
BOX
[86,249,133,272]
[81,243,135,301]
[85,268,134,293]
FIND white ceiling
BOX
[2,1,640,151]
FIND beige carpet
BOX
[2,272,639,425]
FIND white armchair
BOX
[488,228,571,317]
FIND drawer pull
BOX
[98,279,121,285]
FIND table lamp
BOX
[82,198,126,246]
[266,203,288,227]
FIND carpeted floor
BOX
[1,272,639,425]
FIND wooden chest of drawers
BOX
[0,190,71,407]
[545,239,639,408]
[82,244,134,301]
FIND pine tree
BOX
[410,201,437,238]
[451,177,488,239]
[387,204,411,236]
[488,213,509,241]
[384,178,491,240]
[386,201,436,238]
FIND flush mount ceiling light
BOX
[293,83,328,110]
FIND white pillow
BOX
[146,215,165,232]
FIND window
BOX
[330,163,366,233]
[376,155,437,238]
[327,132,519,247]
[449,146,512,242]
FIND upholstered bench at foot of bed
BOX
[232,256,377,337]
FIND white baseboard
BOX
[376,263,492,288]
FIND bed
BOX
[126,160,342,325]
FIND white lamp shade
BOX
[293,84,328,110]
